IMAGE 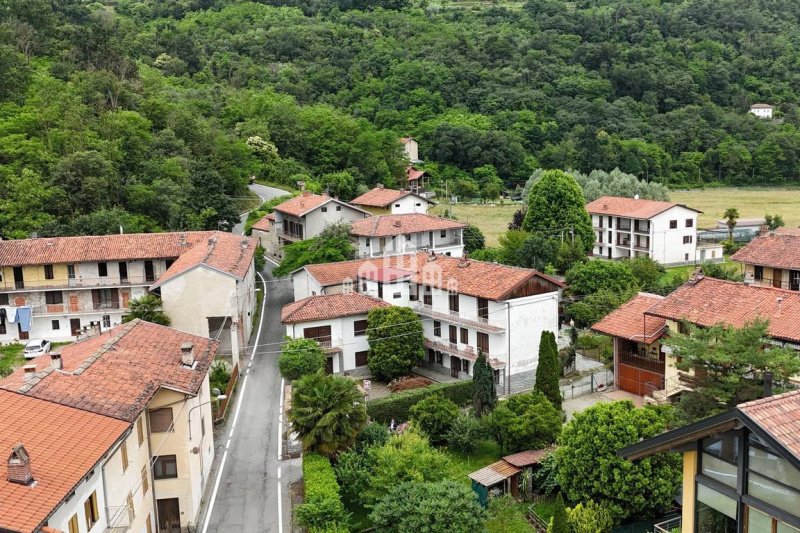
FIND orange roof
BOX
[350,214,466,238]
[151,233,255,288]
[0,390,128,533]
[273,192,330,217]
[400,137,415,143]
[646,277,800,343]
[775,226,800,236]
[350,187,412,208]
[0,320,218,422]
[281,292,390,324]
[406,167,425,182]
[731,230,800,270]
[592,293,666,343]
[739,389,800,459]
[252,213,275,232]
[301,252,563,301]
[585,195,698,219]
[503,446,556,467]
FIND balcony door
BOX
[119,262,128,283]
[13,267,23,289]
[304,325,332,347]
[773,268,783,289]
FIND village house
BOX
[620,389,800,533]
[593,276,800,402]
[400,136,421,163]
[350,213,467,258]
[0,319,219,532]
[586,195,721,265]
[0,231,256,356]
[749,103,774,119]
[286,252,562,393]
[404,166,429,196]
[732,227,800,291]
[349,185,432,216]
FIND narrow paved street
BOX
[231,183,289,235]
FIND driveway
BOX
[231,183,291,235]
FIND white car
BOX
[23,339,51,359]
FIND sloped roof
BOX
[252,213,275,232]
[350,214,466,238]
[350,187,413,208]
[503,446,556,467]
[273,192,332,216]
[407,167,426,182]
[0,320,218,422]
[281,293,389,324]
[150,233,255,288]
[731,230,800,270]
[739,389,800,459]
[645,277,800,343]
[751,103,774,109]
[468,460,521,486]
[585,195,699,219]
[592,293,666,344]
[0,390,128,533]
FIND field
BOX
[432,187,800,247]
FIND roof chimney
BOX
[7,444,33,485]
[763,371,774,398]
[23,365,37,382]
[377,183,384,189]
[180,342,195,367]
[50,351,62,371]
[603,204,608,210]
[393,220,402,228]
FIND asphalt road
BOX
[231,183,291,235]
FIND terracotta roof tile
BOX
[350,214,466,238]
[151,233,255,288]
[731,231,800,270]
[0,390,128,533]
[407,167,425,182]
[281,292,390,324]
[0,320,217,422]
[350,187,410,207]
[273,192,332,217]
[503,446,557,467]
[739,389,800,459]
[585,195,699,219]
[646,277,800,343]
[252,214,275,232]
[592,293,666,343]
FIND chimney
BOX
[603,204,608,210]
[376,183,384,189]
[50,351,62,371]
[7,444,33,485]
[393,220,402,228]
[763,371,774,397]
[23,365,37,382]
[180,342,195,367]
[776,296,784,317]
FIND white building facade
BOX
[350,214,466,258]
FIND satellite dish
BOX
[634,194,640,200]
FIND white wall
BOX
[360,279,409,306]
[304,203,368,238]
[158,267,237,338]
[285,314,371,372]
[292,270,325,300]
[650,206,699,265]
[47,462,110,533]
[358,229,464,258]
[505,292,559,377]
[390,195,429,214]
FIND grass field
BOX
[431,201,519,247]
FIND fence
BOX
[560,368,614,400]
[214,362,239,423]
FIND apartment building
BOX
[350,214,467,258]
[287,252,562,393]
[0,231,256,353]
[732,227,800,291]
[349,186,432,216]
[586,195,711,265]
[593,275,800,401]
[0,320,219,532]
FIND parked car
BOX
[23,339,51,359]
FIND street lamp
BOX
[188,388,227,440]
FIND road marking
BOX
[277,467,282,479]
[225,438,231,449]
[278,377,285,460]
[277,481,284,533]
[200,271,269,533]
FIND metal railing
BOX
[618,351,665,373]
[653,517,681,533]
[275,228,303,240]
[746,276,800,291]
[411,302,505,333]
[424,338,493,361]
[30,302,127,315]
[0,275,156,292]
[105,504,132,529]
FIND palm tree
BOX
[123,294,171,326]
[288,371,367,457]
[723,207,740,241]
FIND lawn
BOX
[430,201,518,247]
[0,344,24,378]
[670,187,800,229]
[446,438,504,484]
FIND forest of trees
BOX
[2,0,800,237]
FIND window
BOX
[52,320,60,331]
[440,230,447,238]
[165,259,174,269]
[137,418,144,446]
[683,235,693,244]
[477,332,489,354]
[669,220,677,229]
[84,491,100,529]
[44,264,54,280]
[696,484,737,532]
[354,320,368,336]
[67,264,76,279]
[435,351,443,365]
[45,291,63,305]
[462,359,469,373]
[493,369,501,384]
[121,441,129,472]
[433,321,441,337]
[423,287,432,306]
[754,266,764,281]
[336,205,341,211]
[393,292,401,299]
[416,203,421,207]
[395,203,401,208]
[0,294,7,305]
[127,491,135,522]
[449,292,459,313]
[153,455,178,479]
[449,325,458,344]
[477,298,489,319]
[102,315,111,328]
[321,207,328,213]
[685,253,690,261]
[68,514,79,533]
[686,218,694,228]
[149,408,174,433]
[355,351,369,366]
[460,328,468,344]
[0,317,5,335]
[98,262,108,277]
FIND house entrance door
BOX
[157,498,181,533]
[450,357,460,378]
[70,318,81,336]
[12,267,23,289]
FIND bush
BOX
[295,453,349,531]
[701,261,743,281]
[534,331,562,410]
[334,448,373,504]
[409,394,460,444]
[355,422,390,450]
[721,239,740,255]
[209,360,232,394]
[388,375,432,392]
[367,306,425,380]
[278,338,326,381]
[489,391,562,454]
[366,380,473,424]
[567,500,615,533]
[547,493,568,533]
[445,414,484,454]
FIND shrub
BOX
[295,453,349,531]
[534,331,562,410]
[445,414,484,455]
[367,307,425,380]
[209,360,232,394]
[721,238,740,255]
[472,352,497,417]
[567,500,615,533]
[278,338,326,381]
[334,448,373,504]
[409,394,459,444]
[489,391,562,454]
[366,380,473,423]
[547,493,568,533]
[388,375,432,392]
[355,422,390,450]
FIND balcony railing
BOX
[312,337,344,353]
[424,338,495,361]
[653,517,681,533]
[746,276,800,291]
[411,302,505,333]
[618,351,665,373]
[31,302,127,316]
[0,275,155,292]
[106,504,133,529]
[633,242,650,251]
[633,224,650,234]
[276,228,303,240]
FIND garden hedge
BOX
[367,380,473,424]
[295,453,349,531]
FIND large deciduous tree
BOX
[489,391,561,454]
[409,394,459,444]
[366,306,424,380]
[273,222,356,277]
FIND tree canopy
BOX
[366,306,425,380]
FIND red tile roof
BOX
[281,292,390,324]
[0,390,128,533]
[0,320,218,422]
[739,389,800,459]
[350,214,466,238]
[592,293,667,343]
[359,266,414,283]
[585,195,699,219]
[775,226,800,236]
[731,230,800,270]
[301,252,564,301]
[645,277,800,343]
[151,233,255,288]
[407,167,425,182]
[503,446,557,467]
[350,187,412,208]
[252,213,275,232]
[272,192,332,217]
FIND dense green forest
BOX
[2,0,800,238]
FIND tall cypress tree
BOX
[548,493,569,533]
[472,352,496,418]
[535,331,562,410]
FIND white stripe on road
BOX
[200,271,269,533]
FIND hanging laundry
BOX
[15,307,31,333]
[2,306,18,324]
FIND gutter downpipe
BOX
[507,302,512,396]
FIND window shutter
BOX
[149,408,174,433]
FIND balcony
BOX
[276,228,303,241]
[618,351,665,374]
[633,240,650,252]
[653,517,681,533]
[0,274,155,292]
[633,223,650,235]
[411,302,505,333]
[424,338,495,361]
[316,338,343,353]
[106,505,133,529]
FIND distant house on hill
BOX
[749,103,774,119]
[400,136,421,163]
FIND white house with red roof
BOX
[732,227,800,291]
[586,195,714,265]
[349,185,432,216]
[350,213,467,258]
